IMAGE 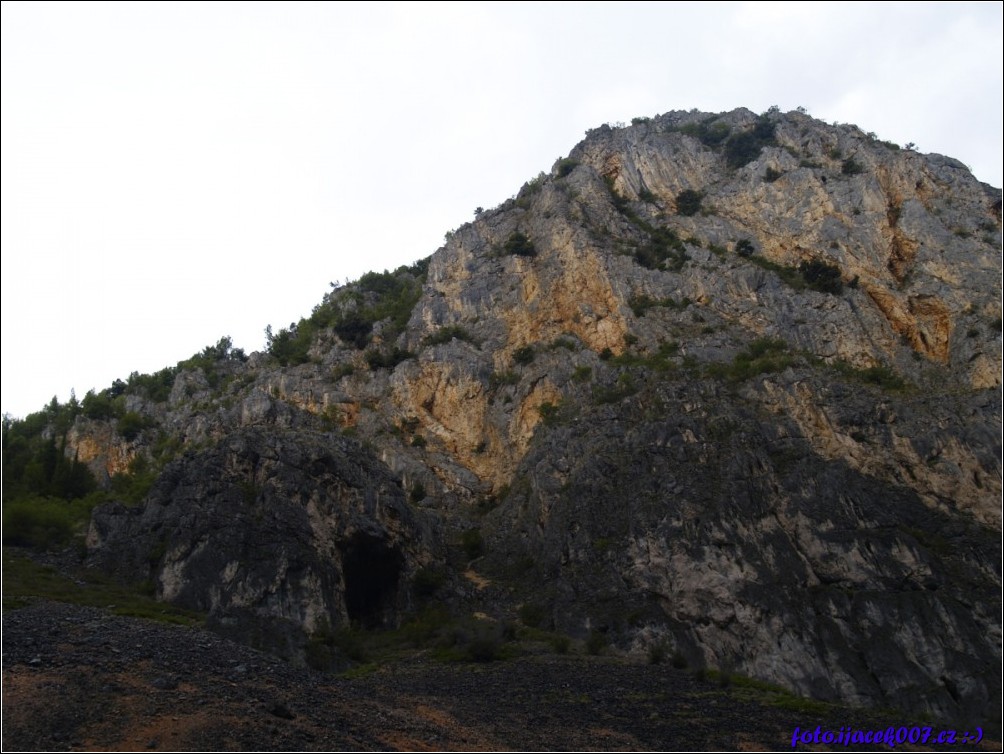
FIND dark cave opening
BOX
[341,534,404,629]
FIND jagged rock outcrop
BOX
[481,372,1000,723]
[87,427,442,657]
[60,107,1000,722]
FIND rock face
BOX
[87,428,441,657]
[70,107,1001,722]
[483,375,1000,723]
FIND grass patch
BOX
[424,325,480,348]
[2,549,203,626]
[705,338,794,382]
[725,672,838,715]
[831,360,908,391]
[489,370,521,389]
[748,255,806,290]
[1,496,97,550]
[592,374,638,404]
[628,294,691,317]
[538,401,561,426]
[365,346,415,370]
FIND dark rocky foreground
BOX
[3,600,999,752]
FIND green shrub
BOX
[503,232,537,257]
[117,411,154,441]
[841,157,866,175]
[2,422,98,502]
[331,363,355,380]
[659,341,680,357]
[747,255,806,290]
[110,455,159,505]
[424,326,479,348]
[798,259,843,294]
[675,189,704,216]
[267,263,426,362]
[592,373,637,404]
[723,116,776,169]
[126,367,177,402]
[519,172,546,198]
[2,496,95,550]
[398,605,453,647]
[307,625,370,670]
[550,336,578,351]
[365,347,414,370]
[81,389,121,420]
[551,634,571,654]
[706,338,794,382]
[489,371,520,389]
[679,120,731,147]
[735,239,755,257]
[513,345,535,365]
[538,402,560,426]
[833,362,906,391]
[572,366,592,382]
[747,253,847,294]
[746,337,787,358]
[604,175,633,215]
[634,226,689,271]
[555,158,579,178]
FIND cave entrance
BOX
[341,534,404,629]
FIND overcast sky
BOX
[2,1,1001,419]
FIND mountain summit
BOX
[6,107,1001,726]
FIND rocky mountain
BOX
[7,107,1001,727]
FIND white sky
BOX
[2,1,1002,419]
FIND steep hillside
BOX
[4,107,1001,727]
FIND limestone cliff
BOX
[42,107,1001,723]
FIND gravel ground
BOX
[2,600,997,752]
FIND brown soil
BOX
[3,601,997,752]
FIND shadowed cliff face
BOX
[73,107,1001,722]
[482,375,1000,723]
[86,428,442,658]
